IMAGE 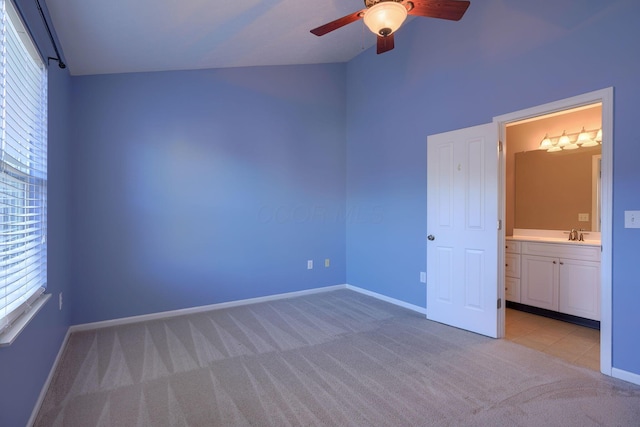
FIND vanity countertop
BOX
[508,229,601,247]
[507,235,601,247]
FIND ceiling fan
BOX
[310,0,470,54]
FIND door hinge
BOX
[497,298,502,309]
[498,141,503,152]
[498,219,502,230]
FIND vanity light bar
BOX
[538,127,602,152]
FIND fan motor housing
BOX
[364,0,403,8]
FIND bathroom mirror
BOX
[506,103,602,235]
[514,146,601,232]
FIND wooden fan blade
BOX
[408,0,470,21]
[377,33,395,54]
[310,10,365,36]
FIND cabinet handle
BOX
[505,264,509,267]
[553,260,557,264]
[560,262,564,265]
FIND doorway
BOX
[495,88,613,375]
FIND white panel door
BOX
[426,123,499,338]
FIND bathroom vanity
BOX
[505,231,601,322]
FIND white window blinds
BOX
[0,0,48,334]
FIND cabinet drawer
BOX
[505,253,520,278]
[505,240,521,254]
[505,277,520,303]
[521,241,600,262]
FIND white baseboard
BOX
[611,367,640,386]
[27,328,72,427]
[69,284,428,333]
[70,284,347,332]
[345,284,428,315]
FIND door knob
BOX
[427,235,435,241]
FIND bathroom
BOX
[504,103,602,370]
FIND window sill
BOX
[0,294,51,347]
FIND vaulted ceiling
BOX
[44,0,384,75]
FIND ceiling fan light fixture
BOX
[363,2,407,37]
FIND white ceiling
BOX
[44,0,385,76]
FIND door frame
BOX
[494,87,613,376]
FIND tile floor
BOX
[505,308,600,371]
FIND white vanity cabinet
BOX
[519,241,600,321]
[504,240,521,302]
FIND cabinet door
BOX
[559,259,600,320]
[521,255,559,311]
[505,277,520,303]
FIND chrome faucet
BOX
[568,228,578,241]
[578,228,585,241]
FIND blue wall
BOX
[0,2,72,426]
[4,1,640,424]
[69,64,347,324]
[346,0,640,376]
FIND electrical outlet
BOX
[307,260,313,269]
[625,211,640,228]
[420,272,427,283]
[578,213,589,222]
[59,292,63,311]
[325,258,330,267]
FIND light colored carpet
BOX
[35,290,640,426]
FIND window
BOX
[0,0,48,345]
